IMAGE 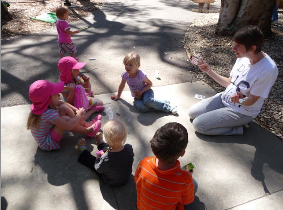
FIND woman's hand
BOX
[230,92,243,103]
[198,59,211,74]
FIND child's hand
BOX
[96,150,104,158]
[66,83,76,92]
[76,108,85,118]
[81,74,90,82]
[186,165,194,174]
[74,30,80,34]
[111,95,120,101]
[135,90,142,99]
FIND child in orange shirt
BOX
[134,122,198,210]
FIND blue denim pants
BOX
[134,89,172,113]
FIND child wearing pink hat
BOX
[27,80,101,151]
[58,56,104,116]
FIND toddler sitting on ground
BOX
[77,119,134,186]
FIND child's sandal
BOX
[92,114,102,123]
[87,121,101,138]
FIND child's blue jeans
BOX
[134,89,172,113]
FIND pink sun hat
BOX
[29,80,64,115]
[58,57,86,84]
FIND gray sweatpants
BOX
[188,93,253,135]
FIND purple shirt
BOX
[122,70,147,97]
[56,19,72,43]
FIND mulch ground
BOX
[184,11,283,140]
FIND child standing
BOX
[111,52,178,115]
[77,119,134,186]
[27,80,101,151]
[58,56,104,116]
[135,122,197,210]
[55,7,79,59]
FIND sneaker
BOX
[171,107,178,115]
[164,100,170,104]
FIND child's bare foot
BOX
[95,132,104,145]
[77,138,87,153]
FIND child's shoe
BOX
[87,121,101,138]
[92,114,102,123]
[171,107,178,115]
[165,100,170,104]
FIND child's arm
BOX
[111,79,126,101]
[52,107,85,130]
[81,74,91,93]
[65,28,80,35]
[62,83,76,104]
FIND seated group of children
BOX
[27,51,196,209]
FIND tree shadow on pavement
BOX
[33,134,138,210]
[195,122,283,195]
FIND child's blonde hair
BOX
[56,7,68,19]
[27,111,41,130]
[123,52,140,66]
[103,119,127,148]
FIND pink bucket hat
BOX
[29,80,64,115]
[58,57,86,84]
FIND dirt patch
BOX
[184,12,283,140]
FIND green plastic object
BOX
[30,13,57,23]
[182,162,195,171]
[79,26,89,31]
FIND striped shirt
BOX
[134,156,195,210]
[31,109,60,151]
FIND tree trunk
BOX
[1,2,13,27]
[216,0,276,37]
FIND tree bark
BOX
[216,0,276,37]
[1,2,13,27]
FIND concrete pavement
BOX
[2,82,283,210]
[1,0,283,209]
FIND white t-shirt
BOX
[221,53,278,118]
